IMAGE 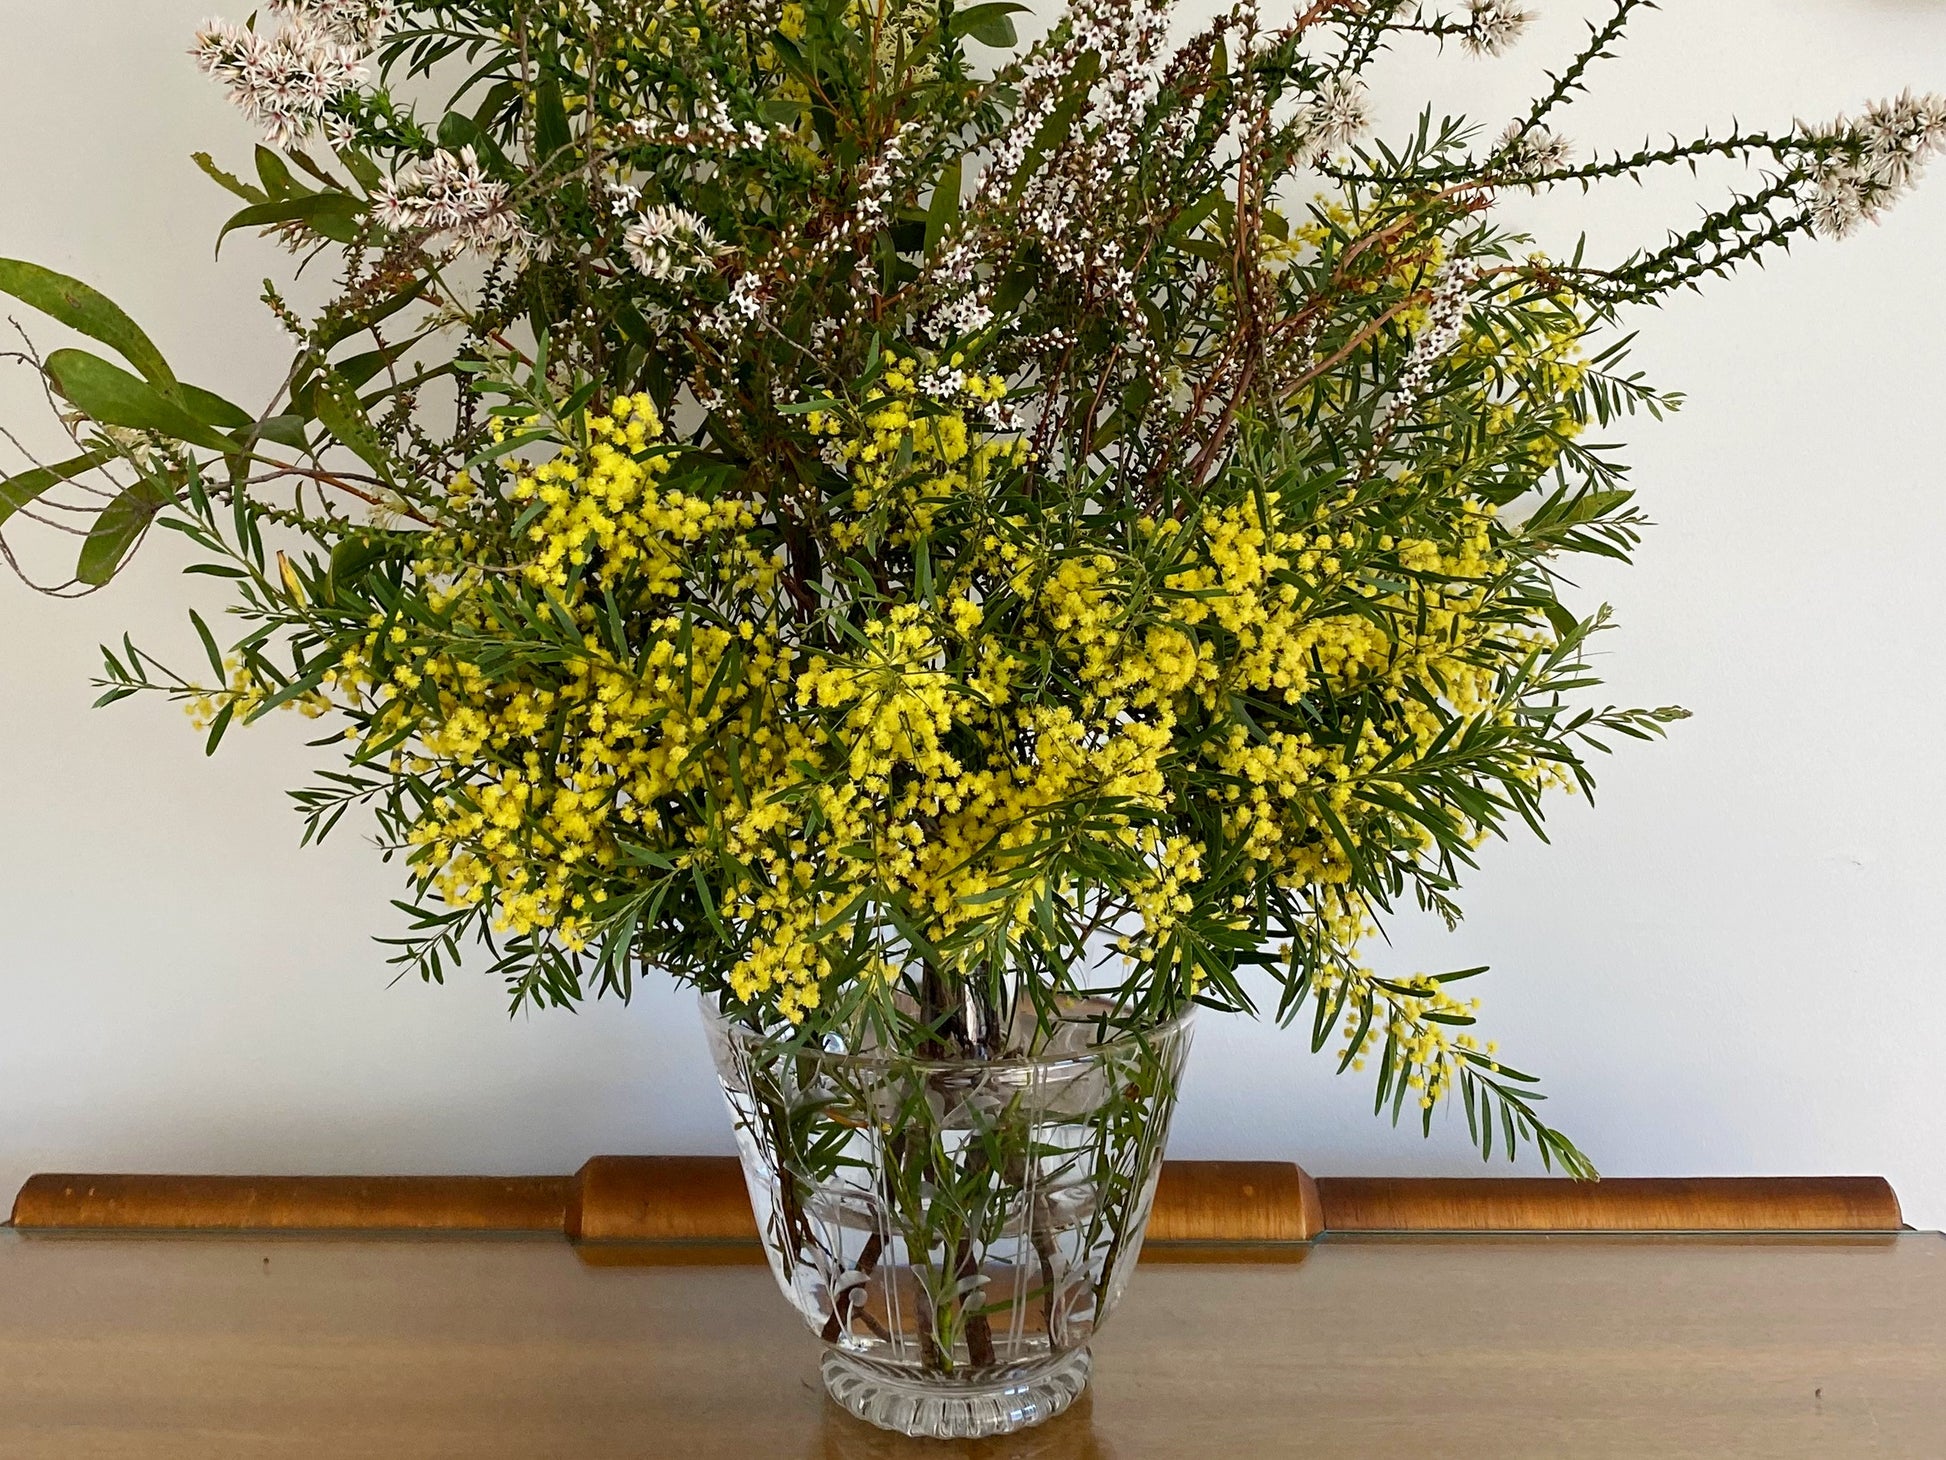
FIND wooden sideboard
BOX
[1,1226,1940,1457]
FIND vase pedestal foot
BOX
[820,1346,1091,1438]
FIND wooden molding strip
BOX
[1147,1160,1324,1245]
[9,1162,1905,1244]
[1314,1175,1904,1233]
[9,1174,569,1234]
[563,1157,1323,1261]
[567,1157,759,1244]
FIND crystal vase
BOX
[702,997,1195,1439]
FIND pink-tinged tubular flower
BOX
[1458,0,1533,58]
[1495,122,1573,184]
[622,203,721,281]
[1396,263,1475,404]
[375,148,535,256]
[192,16,370,148]
[1300,76,1370,159]
[1807,91,1946,238]
[270,0,396,49]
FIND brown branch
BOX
[247,464,435,526]
[1292,0,1361,36]
[1185,352,1257,489]
[1279,295,1418,403]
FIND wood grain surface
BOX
[7,1174,569,1233]
[0,1230,1939,1458]
[1146,1160,1323,1244]
[11,1161,1906,1246]
[1313,1174,1906,1233]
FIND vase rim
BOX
[700,993,1197,1074]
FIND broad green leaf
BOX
[256,414,311,450]
[216,193,363,256]
[284,149,343,192]
[334,332,430,390]
[0,450,107,527]
[1166,187,1224,242]
[0,259,175,385]
[317,279,427,350]
[435,111,512,173]
[951,1,1026,46]
[255,145,307,200]
[43,350,235,453]
[177,382,254,431]
[298,193,364,245]
[925,155,964,255]
[337,146,382,193]
[535,76,572,160]
[77,476,173,585]
[313,370,394,481]
[192,151,266,203]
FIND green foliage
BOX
[0,451,109,528]
[41,350,235,454]
[78,477,175,585]
[0,258,176,385]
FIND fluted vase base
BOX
[820,1348,1091,1438]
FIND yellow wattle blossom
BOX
[820,358,1028,550]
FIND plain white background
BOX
[1,2,1941,1226]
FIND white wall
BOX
[2,2,1942,1227]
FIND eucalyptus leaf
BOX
[950,1,1027,46]
[77,476,173,585]
[192,151,266,203]
[42,350,234,453]
[0,259,175,385]
[216,193,363,257]
[0,450,108,527]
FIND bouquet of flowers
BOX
[3,0,1939,1179]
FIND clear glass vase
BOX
[702,997,1195,1439]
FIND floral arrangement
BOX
[3,0,1940,1176]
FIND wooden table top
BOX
[1,1229,1941,1458]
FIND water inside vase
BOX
[709,1014,1189,1379]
